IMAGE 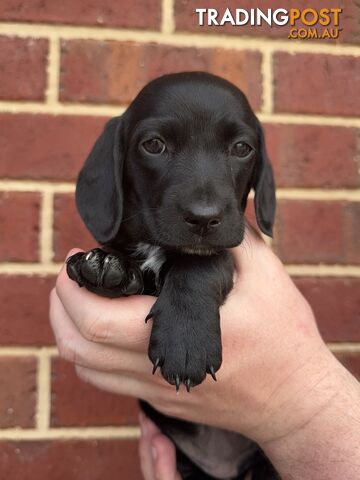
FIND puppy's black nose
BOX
[183,204,223,234]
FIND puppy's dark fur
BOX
[67,72,278,479]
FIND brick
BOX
[0,357,37,428]
[0,36,48,101]
[0,114,107,181]
[51,359,139,427]
[274,53,360,116]
[334,352,360,380]
[0,275,55,345]
[0,192,40,262]
[60,40,262,110]
[60,40,160,105]
[344,203,360,264]
[264,124,360,188]
[295,278,360,342]
[143,45,262,109]
[0,440,142,479]
[175,0,359,44]
[205,48,262,110]
[53,193,95,261]
[274,200,360,264]
[0,0,161,30]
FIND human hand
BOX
[49,226,353,450]
[138,412,180,480]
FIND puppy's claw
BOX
[175,375,180,392]
[85,251,93,261]
[145,309,160,323]
[209,366,217,382]
[152,358,160,375]
[185,379,191,393]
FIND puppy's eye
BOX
[231,142,253,158]
[142,138,166,155]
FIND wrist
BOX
[254,345,337,444]
[259,350,360,479]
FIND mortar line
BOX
[328,343,360,353]
[0,263,359,276]
[0,22,359,56]
[0,347,57,356]
[46,36,60,105]
[257,113,360,127]
[276,189,360,201]
[0,101,123,116]
[161,0,175,34]
[285,265,360,276]
[0,263,62,274]
[0,181,75,193]
[0,182,359,201]
[40,190,54,263]
[0,101,359,127]
[0,426,140,440]
[36,349,52,431]
[261,49,274,114]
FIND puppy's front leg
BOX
[147,251,234,391]
[67,248,143,298]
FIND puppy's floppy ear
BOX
[76,116,124,245]
[253,122,276,237]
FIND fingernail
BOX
[151,446,157,460]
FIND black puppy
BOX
[67,72,277,479]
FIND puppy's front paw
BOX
[66,249,143,297]
[147,299,221,392]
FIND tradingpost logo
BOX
[196,8,342,40]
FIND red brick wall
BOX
[0,1,359,477]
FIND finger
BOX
[75,364,168,400]
[139,412,162,437]
[152,433,181,480]
[50,289,152,377]
[138,412,162,480]
[56,253,155,350]
[139,413,181,480]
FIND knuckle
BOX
[49,290,57,324]
[82,313,111,343]
[121,320,137,342]
[49,287,56,303]
[55,274,62,294]
[57,336,77,363]
[55,269,67,297]
[75,365,90,383]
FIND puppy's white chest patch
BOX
[133,243,166,279]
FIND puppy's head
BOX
[76,72,276,252]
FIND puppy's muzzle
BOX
[182,203,223,236]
